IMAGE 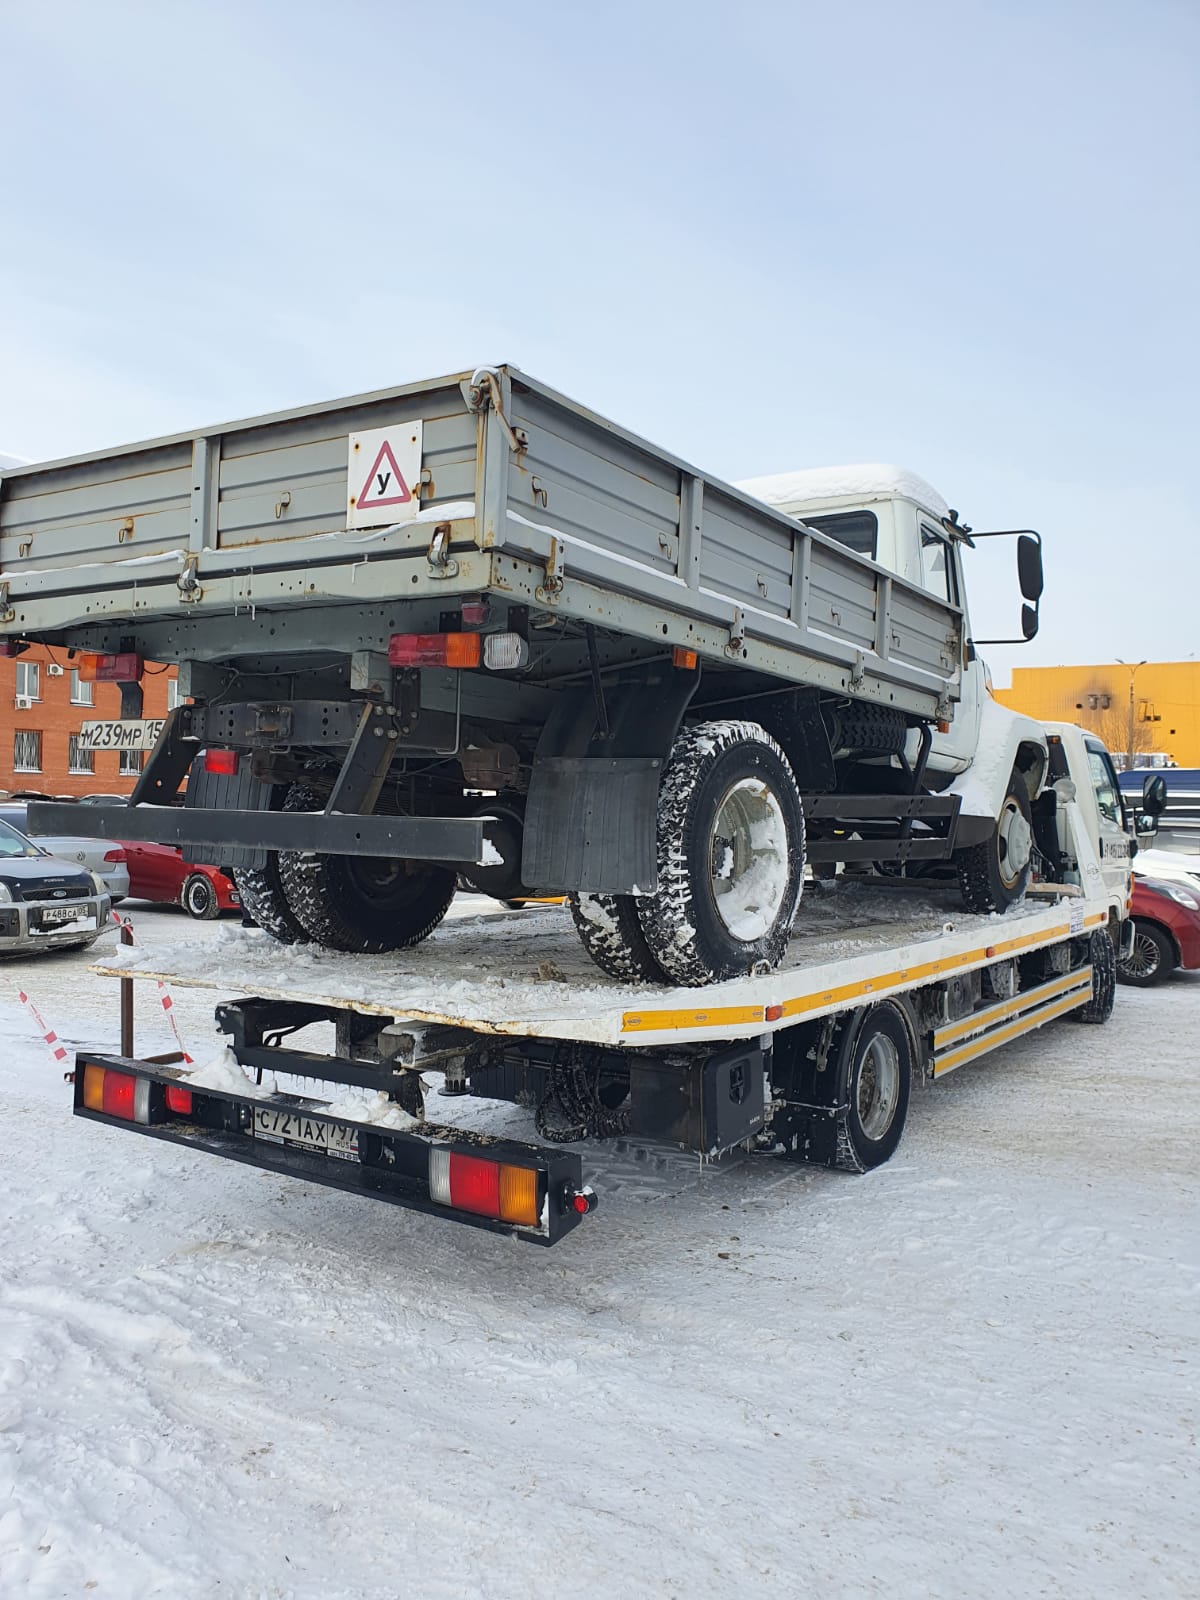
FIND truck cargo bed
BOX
[1,366,961,717]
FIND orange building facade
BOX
[0,644,179,797]
[997,661,1200,770]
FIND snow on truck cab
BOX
[0,368,1047,986]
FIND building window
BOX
[70,669,94,706]
[15,661,40,701]
[167,678,184,710]
[119,749,145,775]
[68,735,96,774]
[13,730,42,772]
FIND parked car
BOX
[0,803,130,902]
[0,817,111,956]
[1117,875,1200,987]
[121,840,240,920]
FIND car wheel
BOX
[182,873,221,921]
[1116,920,1176,987]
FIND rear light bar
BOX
[77,651,143,683]
[203,748,240,776]
[389,632,481,668]
[81,1063,195,1125]
[428,1147,543,1228]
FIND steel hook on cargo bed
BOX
[464,367,525,455]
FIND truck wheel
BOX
[956,775,1034,914]
[182,873,221,920]
[233,856,310,945]
[570,893,668,983]
[834,1002,913,1171]
[1116,920,1176,987]
[277,784,456,954]
[636,720,805,985]
[1070,928,1117,1020]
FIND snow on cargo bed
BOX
[91,885,1087,1048]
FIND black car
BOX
[0,818,111,956]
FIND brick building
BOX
[0,644,179,798]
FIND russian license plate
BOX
[78,719,165,752]
[34,908,96,931]
[251,1106,359,1160]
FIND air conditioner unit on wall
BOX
[14,695,33,710]
[47,663,64,676]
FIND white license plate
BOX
[251,1106,359,1160]
[78,718,165,751]
[33,910,97,932]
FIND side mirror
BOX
[1021,603,1039,640]
[1142,773,1168,816]
[1136,812,1157,835]
[1017,533,1044,601]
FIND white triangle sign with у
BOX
[346,422,423,528]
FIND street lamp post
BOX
[1116,657,1147,772]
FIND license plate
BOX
[34,909,96,931]
[250,1106,359,1160]
[78,718,165,752]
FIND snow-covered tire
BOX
[635,720,805,986]
[956,774,1034,914]
[834,1002,913,1171]
[570,893,668,983]
[182,872,221,920]
[1071,928,1117,1020]
[233,854,311,944]
[277,784,456,954]
[1116,920,1175,988]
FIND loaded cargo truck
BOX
[0,366,1047,985]
[72,724,1132,1245]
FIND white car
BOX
[0,803,130,902]
[1132,844,1200,892]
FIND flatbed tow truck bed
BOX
[75,869,1117,1246]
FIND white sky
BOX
[2,0,1197,681]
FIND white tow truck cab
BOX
[74,716,1129,1246]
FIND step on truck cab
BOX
[75,720,1129,1245]
[1,367,1045,984]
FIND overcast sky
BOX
[2,0,1197,681]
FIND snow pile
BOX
[316,1087,419,1129]
[184,1044,276,1098]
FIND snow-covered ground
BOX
[1,900,1196,1598]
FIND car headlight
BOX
[0,882,12,904]
[1163,884,1200,910]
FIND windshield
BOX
[0,817,44,859]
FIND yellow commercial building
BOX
[997,662,1200,770]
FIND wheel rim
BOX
[1123,929,1161,979]
[857,1034,901,1141]
[188,880,211,913]
[996,796,1033,890]
[708,778,790,942]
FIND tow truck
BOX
[71,723,1142,1244]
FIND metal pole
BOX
[120,922,134,1058]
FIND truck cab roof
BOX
[738,464,951,522]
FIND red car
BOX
[1117,875,1200,986]
[121,841,241,920]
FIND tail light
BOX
[77,652,143,683]
[165,1084,193,1115]
[482,632,530,671]
[103,848,127,864]
[204,748,240,776]
[389,632,481,668]
[0,641,28,658]
[428,1148,543,1227]
[672,646,698,670]
[82,1064,151,1123]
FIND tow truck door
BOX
[1080,735,1132,903]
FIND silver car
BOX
[0,818,112,955]
[0,804,130,902]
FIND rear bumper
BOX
[73,1053,589,1245]
[0,894,110,953]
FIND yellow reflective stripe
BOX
[621,1003,767,1034]
[932,986,1091,1076]
[933,969,1090,1049]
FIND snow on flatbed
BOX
[91,884,1092,1046]
[0,903,1196,1597]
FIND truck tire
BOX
[834,1002,913,1171]
[956,774,1034,914]
[277,784,456,955]
[636,720,805,986]
[570,893,668,983]
[1116,920,1176,988]
[182,872,221,921]
[233,855,311,945]
[1070,928,1117,1020]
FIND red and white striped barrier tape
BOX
[156,981,193,1064]
[17,990,70,1069]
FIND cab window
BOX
[800,510,877,560]
[920,525,958,603]
[1085,743,1124,826]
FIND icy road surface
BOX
[1,899,1196,1598]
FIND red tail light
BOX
[203,748,240,776]
[77,652,143,683]
[103,848,127,863]
[388,632,481,668]
[165,1084,193,1115]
